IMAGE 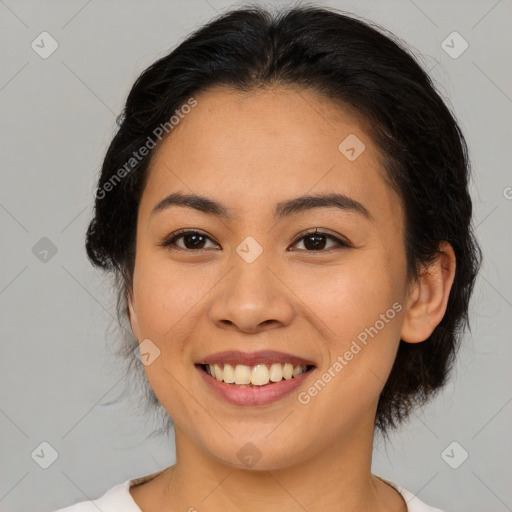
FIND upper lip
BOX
[196,350,316,367]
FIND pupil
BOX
[185,234,205,249]
[304,234,326,250]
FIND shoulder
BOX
[378,476,446,512]
[52,468,168,512]
[52,480,138,512]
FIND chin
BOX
[201,433,311,472]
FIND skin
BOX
[127,85,456,511]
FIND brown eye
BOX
[159,230,219,251]
[290,229,351,252]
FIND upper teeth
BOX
[206,363,308,386]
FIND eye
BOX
[289,228,352,252]
[158,229,220,251]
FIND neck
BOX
[154,415,406,512]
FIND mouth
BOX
[194,350,317,406]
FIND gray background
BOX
[1,0,511,511]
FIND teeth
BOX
[251,364,269,386]
[269,363,283,382]
[283,363,294,380]
[205,363,309,386]
[234,364,251,385]
[292,365,305,377]
[223,363,235,383]
[213,364,223,381]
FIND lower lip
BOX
[196,365,315,406]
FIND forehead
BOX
[140,85,402,228]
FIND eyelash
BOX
[158,228,352,252]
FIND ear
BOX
[127,290,140,340]
[401,241,456,343]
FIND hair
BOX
[85,3,482,436]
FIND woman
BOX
[55,4,481,511]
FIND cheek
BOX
[293,257,400,341]
[296,271,403,426]
[131,259,198,412]
[292,253,404,393]
[132,255,211,339]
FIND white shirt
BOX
[53,468,445,512]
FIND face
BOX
[128,85,412,469]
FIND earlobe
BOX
[401,241,456,343]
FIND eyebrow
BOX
[151,191,373,222]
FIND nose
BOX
[208,250,295,334]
